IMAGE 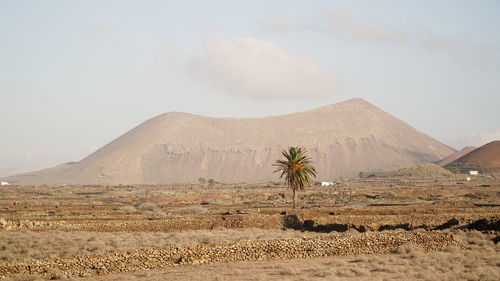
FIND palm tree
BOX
[273,146,316,209]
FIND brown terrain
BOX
[445,141,500,174]
[0,174,499,280]
[437,146,476,166]
[374,163,454,178]
[1,99,455,185]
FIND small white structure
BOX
[0,182,9,186]
[466,177,471,181]
[321,182,334,186]
[469,171,479,176]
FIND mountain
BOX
[445,141,500,173]
[2,98,455,185]
[374,163,454,178]
[436,146,477,166]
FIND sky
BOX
[0,0,499,173]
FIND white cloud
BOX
[189,37,335,99]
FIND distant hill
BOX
[1,98,455,185]
[445,141,500,174]
[373,163,454,178]
[436,146,476,166]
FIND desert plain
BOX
[0,174,499,281]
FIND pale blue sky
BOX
[0,0,499,172]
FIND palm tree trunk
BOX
[292,188,296,209]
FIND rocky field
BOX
[0,176,499,280]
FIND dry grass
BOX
[175,206,207,214]
[134,202,156,211]
[58,231,498,281]
[0,228,328,261]
[143,210,169,218]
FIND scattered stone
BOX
[0,231,468,279]
[0,219,7,229]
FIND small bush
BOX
[176,206,207,214]
[134,202,156,211]
[119,205,137,212]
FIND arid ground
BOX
[0,176,499,280]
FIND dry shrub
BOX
[45,201,60,206]
[134,202,156,211]
[311,271,331,278]
[46,268,68,280]
[25,201,40,206]
[443,245,460,253]
[277,267,299,276]
[394,243,424,255]
[175,206,206,214]
[119,205,136,212]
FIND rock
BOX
[0,218,7,229]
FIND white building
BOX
[469,171,479,176]
[321,182,334,186]
[0,182,9,186]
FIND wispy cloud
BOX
[188,37,335,99]
[259,10,499,69]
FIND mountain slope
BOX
[437,146,477,166]
[2,98,455,184]
[375,163,455,178]
[445,141,500,173]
